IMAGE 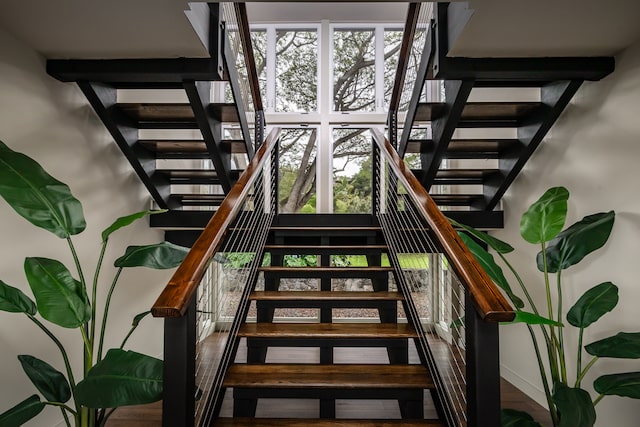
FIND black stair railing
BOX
[372,128,514,427]
[151,128,280,427]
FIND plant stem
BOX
[61,407,72,427]
[26,314,81,417]
[89,241,108,351]
[576,327,585,387]
[594,394,605,406]
[80,325,93,367]
[46,402,78,415]
[540,242,561,385]
[97,267,123,361]
[577,356,599,385]
[556,271,567,383]
[527,324,559,426]
[98,408,117,427]
[498,252,540,314]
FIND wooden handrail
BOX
[371,128,514,322]
[152,128,280,318]
[234,2,263,112]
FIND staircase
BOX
[214,222,443,425]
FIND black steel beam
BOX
[484,79,583,210]
[183,80,232,192]
[420,79,474,191]
[223,24,255,160]
[47,58,224,84]
[77,82,174,209]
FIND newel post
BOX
[162,293,197,427]
[465,291,502,427]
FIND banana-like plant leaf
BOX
[505,311,563,326]
[585,332,640,358]
[520,186,569,244]
[594,372,640,399]
[449,218,514,253]
[567,282,618,328]
[537,211,615,273]
[114,242,189,269]
[0,280,36,315]
[132,310,151,327]
[552,382,596,427]
[101,209,167,243]
[24,257,90,328]
[502,408,543,427]
[0,395,45,426]
[75,349,163,408]
[459,233,524,308]
[18,355,71,403]
[0,140,85,238]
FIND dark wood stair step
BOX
[223,364,434,390]
[264,244,388,255]
[259,266,392,279]
[430,193,484,207]
[215,418,443,426]
[156,169,242,184]
[139,139,246,159]
[239,323,417,339]
[270,226,381,238]
[430,168,500,185]
[415,101,540,123]
[249,291,404,308]
[170,193,226,206]
[406,138,519,157]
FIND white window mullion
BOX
[266,26,277,113]
[375,25,385,113]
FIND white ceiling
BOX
[0,1,639,60]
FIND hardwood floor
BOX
[107,344,551,426]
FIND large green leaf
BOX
[18,355,71,403]
[585,332,640,358]
[0,280,36,315]
[449,218,514,254]
[538,211,615,273]
[501,408,542,427]
[567,282,618,328]
[24,257,90,328]
[114,242,189,269]
[75,349,162,408]
[459,233,524,308]
[0,395,45,426]
[520,186,569,244]
[0,140,85,238]
[552,382,596,427]
[101,209,167,243]
[506,311,563,326]
[594,372,640,399]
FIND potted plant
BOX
[451,186,640,426]
[0,140,188,426]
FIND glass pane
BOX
[384,30,403,109]
[333,128,372,213]
[333,29,376,112]
[251,30,268,104]
[276,30,318,112]
[279,128,317,213]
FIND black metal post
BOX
[465,291,502,427]
[162,294,197,427]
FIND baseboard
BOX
[501,363,547,407]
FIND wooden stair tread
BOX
[223,364,434,389]
[139,139,247,156]
[271,226,381,232]
[250,291,402,302]
[215,418,443,426]
[430,194,484,206]
[264,245,387,250]
[415,101,540,121]
[239,323,417,339]
[259,266,392,274]
[118,103,194,122]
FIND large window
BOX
[276,30,318,112]
[332,29,376,112]
[278,128,318,213]
[332,128,372,213]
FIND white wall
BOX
[496,37,640,425]
[0,27,174,426]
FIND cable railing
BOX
[387,2,436,150]
[221,2,265,151]
[372,128,513,427]
[152,128,280,427]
